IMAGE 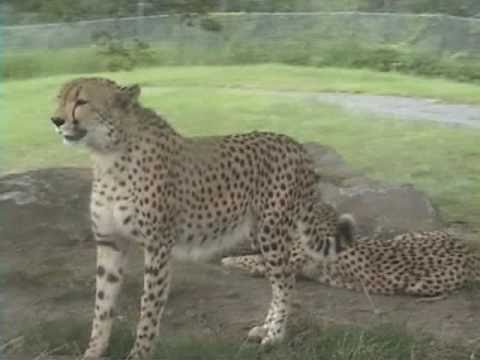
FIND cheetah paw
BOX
[125,354,144,360]
[247,325,268,342]
[260,333,284,347]
[82,351,109,360]
[221,257,234,267]
[125,350,146,360]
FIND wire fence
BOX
[3,12,480,55]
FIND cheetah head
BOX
[51,77,140,152]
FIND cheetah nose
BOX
[51,117,65,127]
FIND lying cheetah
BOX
[223,230,480,297]
[50,77,355,359]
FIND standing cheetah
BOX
[223,230,480,296]
[50,77,355,359]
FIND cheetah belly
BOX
[172,212,253,261]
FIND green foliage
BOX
[199,16,223,32]
[392,0,480,17]
[157,0,220,15]
[4,0,480,23]
[3,0,220,24]
[309,44,480,82]
[5,40,480,83]
[92,33,155,72]
[4,0,135,22]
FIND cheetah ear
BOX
[122,84,141,101]
[114,84,141,108]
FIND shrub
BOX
[4,40,480,83]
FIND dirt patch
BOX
[3,243,480,355]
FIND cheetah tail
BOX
[301,213,356,261]
[335,213,356,250]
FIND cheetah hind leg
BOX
[246,218,295,346]
[221,254,274,342]
[221,254,282,341]
[221,255,267,277]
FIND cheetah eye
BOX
[76,99,88,106]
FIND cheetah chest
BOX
[90,190,137,239]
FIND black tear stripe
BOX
[96,240,120,251]
[71,86,82,123]
[71,100,85,125]
[71,89,88,124]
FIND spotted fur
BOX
[50,77,355,359]
[223,230,480,297]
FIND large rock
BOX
[0,168,92,250]
[304,143,442,237]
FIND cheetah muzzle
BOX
[50,77,355,360]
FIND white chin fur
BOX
[63,137,84,146]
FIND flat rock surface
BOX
[304,143,442,237]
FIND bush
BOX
[92,31,156,72]
[4,41,480,83]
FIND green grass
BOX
[3,65,480,229]
[6,64,480,103]
[19,318,475,360]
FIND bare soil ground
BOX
[3,226,480,358]
[2,150,480,358]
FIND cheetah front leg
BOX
[126,243,172,360]
[83,241,127,359]
[247,219,295,345]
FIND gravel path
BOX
[233,88,480,128]
[308,92,480,128]
[147,85,480,127]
